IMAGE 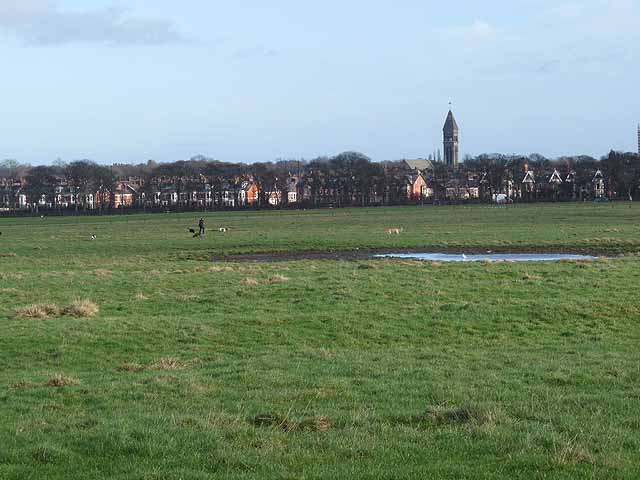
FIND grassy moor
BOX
[1,203,640,479]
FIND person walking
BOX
[198,217,205,236]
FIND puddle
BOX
[213,250,603,263]
[374,253,599,262]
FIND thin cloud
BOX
[231,46,279,61]
[468,20,497,41]
[0,0,187,46]
[441,19,498,43]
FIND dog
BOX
[385,228,403,235]
[189,228,201,238]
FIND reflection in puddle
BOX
[374,253,599,262]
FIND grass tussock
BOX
[135,293,150,301]
[93,269,113,277]
[149,357,187,371]
[0,252,17,257]
[117,362,144,373]
[9,381,34,390]
[177,294,199,302]
[243,277,260,286]
[269,275,290,283]
[522,272,542,281]
[357,263,376,270]
[250,414,332,433]
[299,416,332,432]
[251,414,296,432]
[209,266,234,273]
[13,300,99,319]
[63,300,99,318]
[0,272,24,280]
[13,304,61,319]
[554,440,595,466]
[423,405,499,427]
[46,374,80,388]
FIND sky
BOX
[0,0,639,165]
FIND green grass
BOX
[1,204,640,479]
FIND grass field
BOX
[1,204,640,479]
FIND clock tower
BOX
[443,109,459,168]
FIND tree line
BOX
[1,150,639,214]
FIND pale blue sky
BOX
[1,0,639,165]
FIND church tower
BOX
[443,109,459,167]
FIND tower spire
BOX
[443,108,459,168]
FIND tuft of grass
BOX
[9,381,34,390]
[423,405,499,427]
[269,275,290,283]
[0,252,17,257]
[299,416,332,433]
[148,357,186,371]
[93,269,113,277]
[243,277,260,286]
[135,293,150,301]
[63,300,99,318]
[209,266,234,273]
[522,272,542,281]
[250,414,331,433]
[46,374,80,388]
[250,414,296,433]
[176,294,199,302]
[554,439,596,466]
[117,362,144,373]
[12,304,60,319]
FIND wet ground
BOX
[374,253,599,262]
[213,248,604,263]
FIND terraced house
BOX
[1,149,638,214]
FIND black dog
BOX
[189,228,201,238]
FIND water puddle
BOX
[374,253,599,262]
